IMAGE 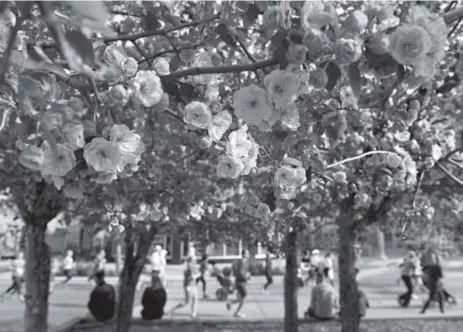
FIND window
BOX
[225,240,241,256]
[207,242,225,256]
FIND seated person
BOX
[141,272,167,320]
[306,272,338,321]
[87,270,116,322]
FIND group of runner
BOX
[398,246,457,313]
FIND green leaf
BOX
[69,1,110,23]
[64,30,95,66]
[270,30,286,49]
[347,63,362,97]
[215,23,236,47]
[273,38,289,70]
[323,61,341,91]
[144,12,161,31]
[397,64,406,83]
[364,49,397,76]
[244,3,261,28]
[15,1,33,15]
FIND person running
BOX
[49,257,61,293]
[262,250,273,294]
[89,250,106,283]
[420,263,444,314]
[168,254,199,318]
[196,253,209,299]
[397,251,417,307]
[151,245,166,283]
[305,272,338,321]
[61,250,75,285]
[226,249,251,318]
[87,270,116,322]
[1,252,25,302]
[141,272,167,320]
[322,252,335,286]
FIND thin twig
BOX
[138,42,205,64]
[164,108,185,123]
[448,17,463,37]
[326,151,391,169]
[104,14,221,42]
[161,57,277,81]
[435,161,463,188]
[236,37,256,63]
[443,5,463,24]
[131,40,152,66]
[412,171,425,207]
[448,158,463,171]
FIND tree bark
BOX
[24,221,50,332]
[337,212,360,332]
[15,181,64,332]
[375,224,387,259]
[284,230,298,332]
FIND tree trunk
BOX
[375,224,387,259]
[16,181,64,332]
[337,213,360,332]
[284,230,298,332]
[24,221,50,332]
[113,222,160,332]
[114,262,139,332]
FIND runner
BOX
[262,250,273,294]
[61,250,75,285]
[1,252,25,302]
[322,252,335,286]
[196,253,209,299]
[168,254,199,318]
[89,250,106,283]
[226,249,251,318]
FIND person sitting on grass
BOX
[141,272,167,320]
[306,272,338,321]
[87,270,116,322]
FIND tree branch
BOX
[0,16,25,84]
[326,151,391,169]
[103,14,221,42]
[435,161,463,188]
[160,57,278,81]
[138,42,205,65]
[443,6,463,24]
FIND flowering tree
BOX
[1,1,463,332]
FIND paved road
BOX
[0,264,462,330]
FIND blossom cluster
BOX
[102,44,169,110]
[273,158,307,200]
[237,192,271,221]
[233,69,302,132]
[19,106,144,188]
[388,6,448,79]
[217,126,259,179]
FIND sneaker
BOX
[234,312,246,318]
[412,294,419,300]
[191,312,197,319]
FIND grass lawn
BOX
[62,318,463,332]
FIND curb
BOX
[54,315,463,332]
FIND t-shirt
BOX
[12,259,25,277]
[88,282,116,322]
[63,256,74,270]
[233,258,249,282]
[141,287,167,320]
[310,282,338,319]
[400,259,416,277]
[183,260,199,287]
[151,252,165,272]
